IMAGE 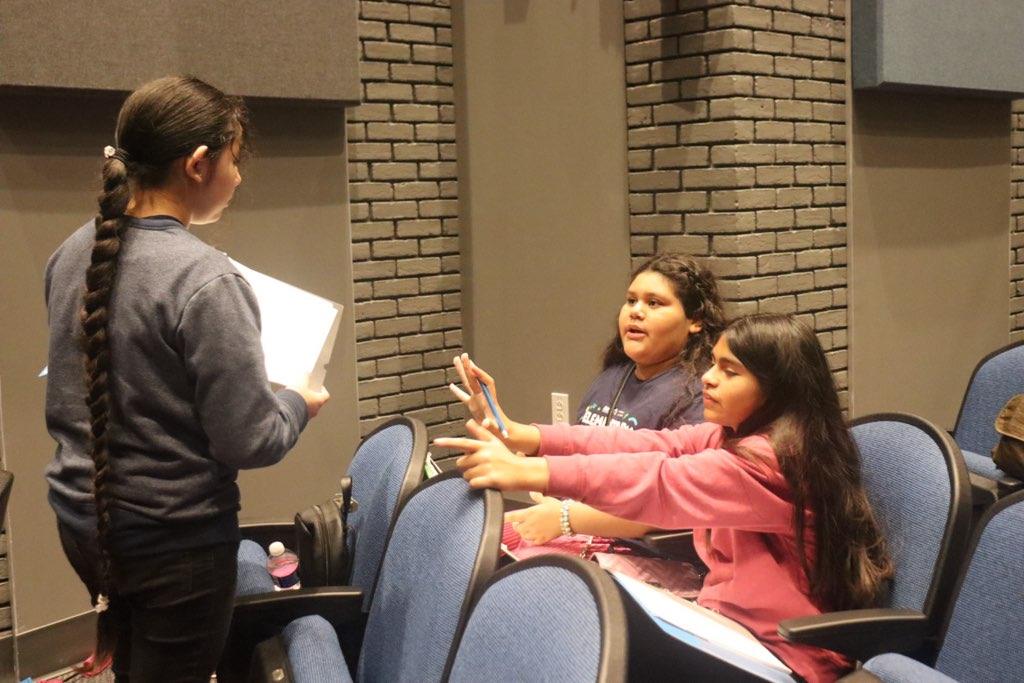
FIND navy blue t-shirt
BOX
[575,363,703,430]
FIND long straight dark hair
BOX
[723,314,892,611]
[79,75,249,667]
[601,253,726,427]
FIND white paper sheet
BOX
[229,258,342,390]
[612,572,792,674]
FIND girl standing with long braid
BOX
[44,76,329,681]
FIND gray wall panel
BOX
[848,90,1011,425]
[853,0,1024,98]
[454,0,631,426]
[0,0,359,103]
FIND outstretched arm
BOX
[506,493,654,545]
[438,423,793,533]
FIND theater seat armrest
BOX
[997,475,1024,497]
[838,667,884,682]
[641,529,702,564]
[234,587,365,632]
[239,521,296,550]
[250,634,294,683]
[777,608,929,662]
[221,588,365,679]
[643,529,693,545]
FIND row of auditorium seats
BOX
[220,416,430,678]
[830,340,1024,681]
[846,490,1024,682]
[639,412,1003,682]
[227,466,626,682]
[221,413,630,682]
[219,339,1023,682]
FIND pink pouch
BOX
[500,523,703,599]
[501,521,616,560]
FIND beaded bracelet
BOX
[559,498,574,537]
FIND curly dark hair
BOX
[600,253,727,428]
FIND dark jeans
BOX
[58,522,238,682]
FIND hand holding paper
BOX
[286,375,331,419]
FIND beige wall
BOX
[454,0,631,424]
[848,90,1011,426]
[0,91,359,636]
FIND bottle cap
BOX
[268,541,285,557]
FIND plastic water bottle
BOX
[267,541,301,590]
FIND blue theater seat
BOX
[237,472,502,682]
[850,490,1024,682]
[951,340,1024,502]
[235,415,428,602]
[778,414,973,665]
[447,555,627,683]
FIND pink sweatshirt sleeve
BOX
[537,422,723,457]
[544,435,794,533]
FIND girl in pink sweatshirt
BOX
[435,313,892,682]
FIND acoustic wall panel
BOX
[852,0,1024,98]
[0,0,359,103]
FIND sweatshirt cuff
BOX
[536,423,574,456]
[277,388,310,432]
[545,455,588,500]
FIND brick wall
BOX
[623,0,849,404]
[1013,100,1024,342]
[347,0,465,437]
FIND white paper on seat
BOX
[612,572,792,674]
[229,258,342,390]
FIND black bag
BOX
[294,476,357,587]
[992,394,1024,480]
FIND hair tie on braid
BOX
[102,146,131,165]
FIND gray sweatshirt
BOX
[45,216,308,554]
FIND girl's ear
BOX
[688,320,703,335]
[184,145,211,183]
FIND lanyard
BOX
[602,363,636,427]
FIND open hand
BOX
[434,420,549,491]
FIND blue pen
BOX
[479,383,509,437]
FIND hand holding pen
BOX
[447,353,541,455]
[449,353,506,432]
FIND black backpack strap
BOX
[339,475,353,524]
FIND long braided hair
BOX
[80,75,249,665]
[601,253,727,428]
